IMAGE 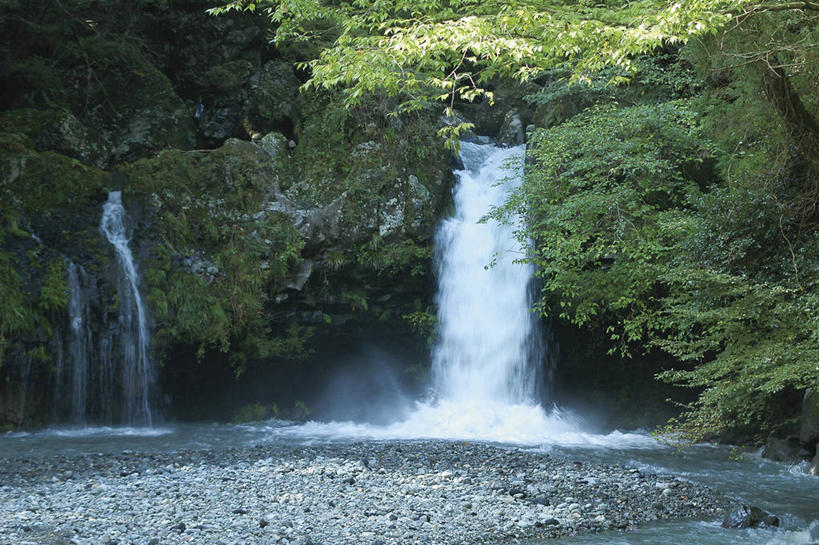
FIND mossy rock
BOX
[246,60,302,134]
[0,108,111,167]
[124,138,305,355]
[200,60,257,142]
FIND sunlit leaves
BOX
[209,0,773,112]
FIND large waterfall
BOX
[100,191,155,426]
[431,142,542,405]
[281,141,591,444]
[380,140,570,442]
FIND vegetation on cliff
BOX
[0,0,449,425]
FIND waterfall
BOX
[100,191,155,426]
[66,262,91,424]
[431,142,542,405]
[272,141,600,443]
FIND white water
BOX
[431,142,540,405]
[66,262,90,424]
[100,191,155,426]
[270,141,630,446]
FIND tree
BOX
[210,1,819,196]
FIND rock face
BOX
[801,390,819,448]
[721,505,780,529]
[498,109,525,146]
[762,437,802,463]
[0,1,452,427]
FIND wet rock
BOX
[801,390,819,448]
[284,260,313,291]
[497,109,524,146]
[721,505,779,529]
[762,437,801,463]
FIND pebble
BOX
[0,441,729,545]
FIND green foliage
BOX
[231,401,272,423]
[357,237,431,276]
[500,100,710,351]
[126,141,308,368]
[504,40,818,439]
[208,0,811,117]
[0,251,33,369]
[38,259,68,314]
[403,309,437,346]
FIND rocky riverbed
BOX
[0,440,730,545]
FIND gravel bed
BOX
[0,441,729,545]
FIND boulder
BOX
[258,132,288,162]
[0,108,111,168]
[266,193,345,248]
[199,60,257,143]
[497,109,524,146]
[284,260,313,291]
[761,437,801,463]
[247,60,301,133]
[721,505,779,529]
[800,389,819,448]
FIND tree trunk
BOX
[759,60,819,223]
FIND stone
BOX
[721,505,779,529]
[259,132,288,162]
[761,437,801,463]
[267,193,345,249]
[247,60,302,132]
[497,109,524,146]
[284,260,313,291]
[800,390,819,447]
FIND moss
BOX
[231,401,273,423]
[124,140,306,366]
[38,258,68,314]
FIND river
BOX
[1,421,816,544]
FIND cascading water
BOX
[274,140,631,445]
[100,191,155,426]
[373,140,583,442]
[430,142,541,405]
[66,262,91,424]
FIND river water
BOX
[1,421,817,544]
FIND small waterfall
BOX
[100,191,155,426]
[431,142,542,405]
[66,262,91,424]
